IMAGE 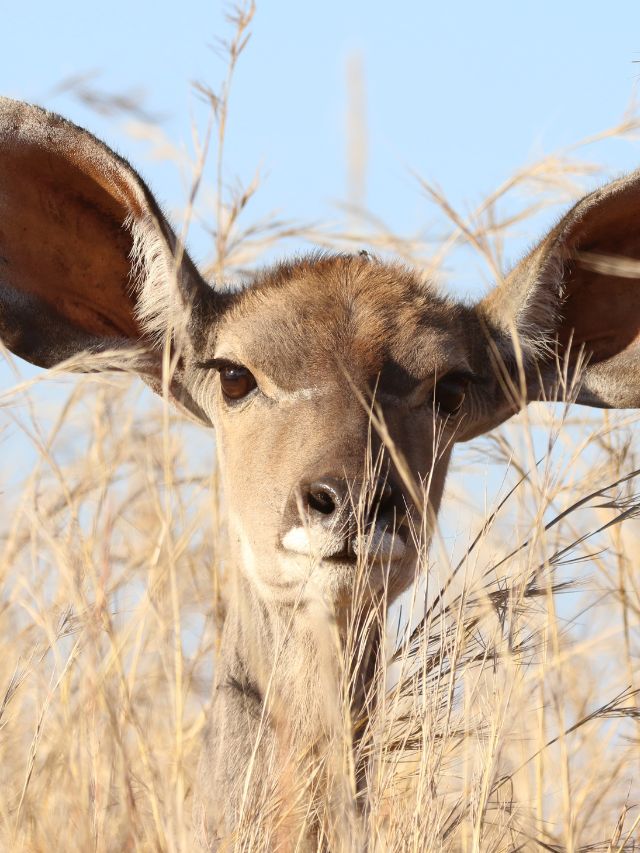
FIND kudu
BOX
[1,97,640,849]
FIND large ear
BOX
[0,97,219,424]
[468,169,640,435]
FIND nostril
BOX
[307,484,337,516]
[370,479,395,520]
[377,481,393,511]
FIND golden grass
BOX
[1,4,640,850]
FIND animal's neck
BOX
[222,570,381,749]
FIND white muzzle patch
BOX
[281,524,405,562]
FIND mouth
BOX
[321,550,358,565]
[280,523,408,564]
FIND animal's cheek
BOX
[384,411,437,473]
[213,422,292,531]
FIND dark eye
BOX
[218,364,257,401]
[432,372,470,417]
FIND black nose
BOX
[305,478,347,518]
[303,476,395,524]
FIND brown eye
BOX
[219,364,257,401]
[432,373,469,417]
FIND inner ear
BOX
[0,111,143,346]
[559,196,640,364]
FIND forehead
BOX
[215,255,468,391]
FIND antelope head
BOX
[2,97,640,613]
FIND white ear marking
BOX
[129,213,190,347]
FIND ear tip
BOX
[0,96,155,218]
[0,97,89,167]
[0,96,57,133]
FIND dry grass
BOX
[2,5,640,851]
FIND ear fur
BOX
[0,97,217,423]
